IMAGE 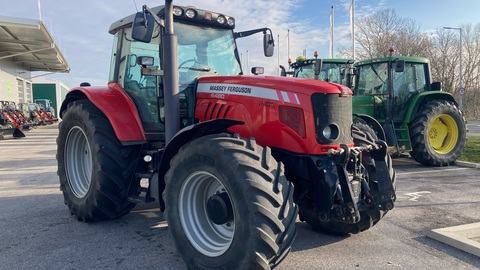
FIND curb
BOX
[427,222,480,258]
[455,160,480,169]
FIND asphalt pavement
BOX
[0,124,479,270]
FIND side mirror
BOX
[263,33,274,57]
[395,60,405,72]
[431,81,442,91]
[132,11,154,43]
[251,67,264,75]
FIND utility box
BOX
[32,78,69,117]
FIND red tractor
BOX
[57,2,396,269]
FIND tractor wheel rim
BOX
[179,171,234,257]
[428,114,458,154]
[65,126,92,198]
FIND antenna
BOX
[133,0,139,12]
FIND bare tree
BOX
[429,23,480,118]
[426,28,459,93]
[354,9,429,58]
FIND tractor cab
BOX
[280,53,354,86]
[352,56,434,121]
[108,5,274,141]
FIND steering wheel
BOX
[178,59,197,70]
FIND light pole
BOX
[444,26,463,111]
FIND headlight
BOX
[227,17,235,27]
[173,7,183,16]
[217,15,226,24]
[322,126,332,139]
[321,124,339,142]
[185,9,196,18]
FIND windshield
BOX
[294,62,344,84]
[355,62,428,96]
[355,63,389,95]
[176,23,241,85]
[117,22,241,89]
[113,21,241,133]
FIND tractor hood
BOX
[197,75,352,96]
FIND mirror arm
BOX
[234,28,272,41]
[143,5,165,27]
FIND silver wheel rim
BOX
[179,171,234,257]
[65,126,92,198]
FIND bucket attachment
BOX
[0,126,25,139]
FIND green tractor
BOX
[280,54,354,86]
[283,50,467,166]
[352,50,467,166]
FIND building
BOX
[32,78,69,117]
[0,15,70,107]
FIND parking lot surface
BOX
[0,124,479,269]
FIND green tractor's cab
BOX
[352,51,467,166]
[280,54,354,86]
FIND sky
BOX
[1,0,479,88]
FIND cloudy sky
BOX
[2,0,479,88]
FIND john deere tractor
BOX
[352,49,467,166]
[286,50,467,166]
[56,2,396,269]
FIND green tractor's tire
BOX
[164,134,298,270]
[410,100,467,166]
[57,100,140,222]
[302,123,396,235]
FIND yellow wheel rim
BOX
[427,114,458,154]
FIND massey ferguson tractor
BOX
[56,2,396,269]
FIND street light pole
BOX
[444,26,463,111]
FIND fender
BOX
[353,113,386,141]
[405,91,457,123]
[60,82,146,143]
[152,118,244,211]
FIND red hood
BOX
[197,75,352,95]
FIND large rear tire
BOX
[164,134,298,270]
[57,100,140,222]
[410,100,467,166]
[302,123,396,235]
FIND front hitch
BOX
[369,140,396,210]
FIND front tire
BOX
[164,134,298,270]
[57,100,140,222]
[410,100,467,166]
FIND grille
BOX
[311,93,353,145]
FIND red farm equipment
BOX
[0,101,26,139]
[56,2,396,269]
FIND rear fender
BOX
[60,82,146,143]
[152,118,244,211]
[405,91,457,123]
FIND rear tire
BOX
[410,100,466,166]
[164,134,298,270]
[302,123,396,235]
[57,100,140,222]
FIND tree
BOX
[425,28,459,93]
[351,9,429,59]
[428,23,480,118]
